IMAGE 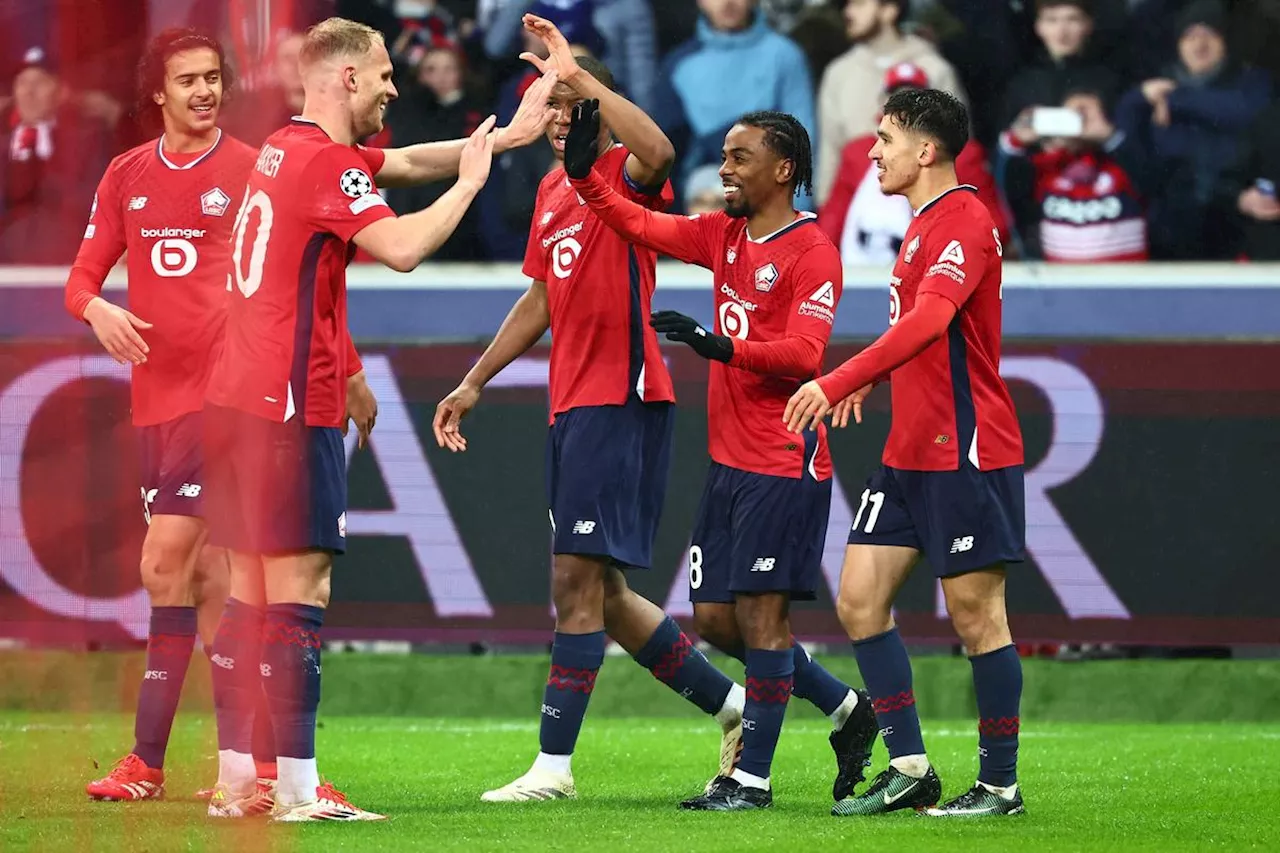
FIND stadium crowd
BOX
[3,0,1280,264]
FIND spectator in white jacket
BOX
[814,0,965,203]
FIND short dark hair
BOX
[881,88,969,161]
[136,28,235,130]
[574,54,615,91]
[735,110,814,198]
[883,0,910,25]
[1035,0,1093,16]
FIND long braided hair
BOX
[735,110,814,198]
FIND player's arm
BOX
[727,250,842,379]
[370,70,557,188]
[433,279,550,453]
[344,329,377,448]
[65,169,153,365]
[521,14,673,189]
[785,226,991,432]
[353,117,499,272]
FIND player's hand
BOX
[1239,187,1280,221]
[345,370,377,449]
[830,384,873,428]
[82,296,152,365]
[498,67,558,152]
[784,380,832,434]
[563,99,601,180]
[433,383,480,453]
[458,114,499,192]
[650,310,733,363]
[520,13,583,87]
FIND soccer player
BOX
[784,88,1027,817]
[433,15,748,803]
[202,17,520,822]
[65,28,265,803]
[560,103,879,811]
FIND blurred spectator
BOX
[788,2,852,84]
[220,32,306,148]
[656,0,816,210]
[1000,1,1118,145]
[684,164,728,215]
[815,0,965,204]
[0,47,111,264]
[1001,87,1149,262]
[389,1,462,70]
[483,1,658,114]
[1215,100,1280,260]
[385,43,487,259]
[1115,0,1271,259]
[819,62,1007,264]
[650,0,701,55]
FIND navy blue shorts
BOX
[688,434,832,603]
[204,405,347,555]
[136,411,205,522]
[847,463,1026,577]
[545,397,674,570]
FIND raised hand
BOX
[519,13,583,86]
[500,68,558,151]
[458,114,499,191]
[83,296,152,365]
[564,99,601,180]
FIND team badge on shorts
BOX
[200,187,231,216]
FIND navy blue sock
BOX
[852,628,926,758]
[738,648,794,779]
[790,639,852,717]
[539,631,605,756]
[971,644,1022,786]
[251,685,277,770]
[633,616,733,715]
[261,604,324,760]
[210,598,264,755]
[132,606,196,768]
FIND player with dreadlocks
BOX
[562,105,879,811]
[67,28,270,802]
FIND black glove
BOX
[564,99,601,180]
[650,310,734,363]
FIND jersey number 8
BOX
[230,188,275,298]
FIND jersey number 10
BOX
[230,188,275,298]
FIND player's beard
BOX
[725,195,752,219]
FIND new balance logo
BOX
[938,240,966,265]
[175,483,201,498]
[259,663,272,677]
[128,196,148,210]
[572,520,596,535]
[950,536,975,553]
[750,557,776,572]
[211,654,234,670]
[143,670,168,680]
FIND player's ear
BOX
[918,138,938,168]
[775,157,795,187]
[152,91,165,107]
[344,66,358,92]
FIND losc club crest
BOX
[200,187,231,217]
[754,262,778,292]
[904,235,921,264]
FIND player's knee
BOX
[692,608,741,656]
[139,536,196,604]
[550,557,605,627]
[945,592,1007,650]
[835,589,890,640]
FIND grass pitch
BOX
[3,711,1278,852]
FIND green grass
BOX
[3,711,1279,852]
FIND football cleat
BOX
[707,713,744,793]
[86,753,165,801]
[480,768,577,802]
[680,776,772,811]
[196,776,276,802]
[829,688,878,801]
[831,765,942,816]
[207,782,274,818]
[925,783,1025,817]
[269,782,386,822]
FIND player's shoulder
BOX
[926,186,995,235]
[104,139,160,182]
[220,133,259,162]
[768,214,839,257]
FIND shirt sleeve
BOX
[355,143,387,176]
[609,146,674,211]
[304,145,397,242]
[916,215,992,310]
[728,241,842,378]
[571,170,722,269]
[65,165,127,321]
[345,327,363,377]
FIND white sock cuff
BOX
[730,768,770,790]
[715,683,746,728]
[888,754,931,779]
[533,751,572,776]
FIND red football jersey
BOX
[884,186,1023,470]
[65,131,257,426]
[641,212,842,479]
[205,120,394,427]
[522,145,676,421]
